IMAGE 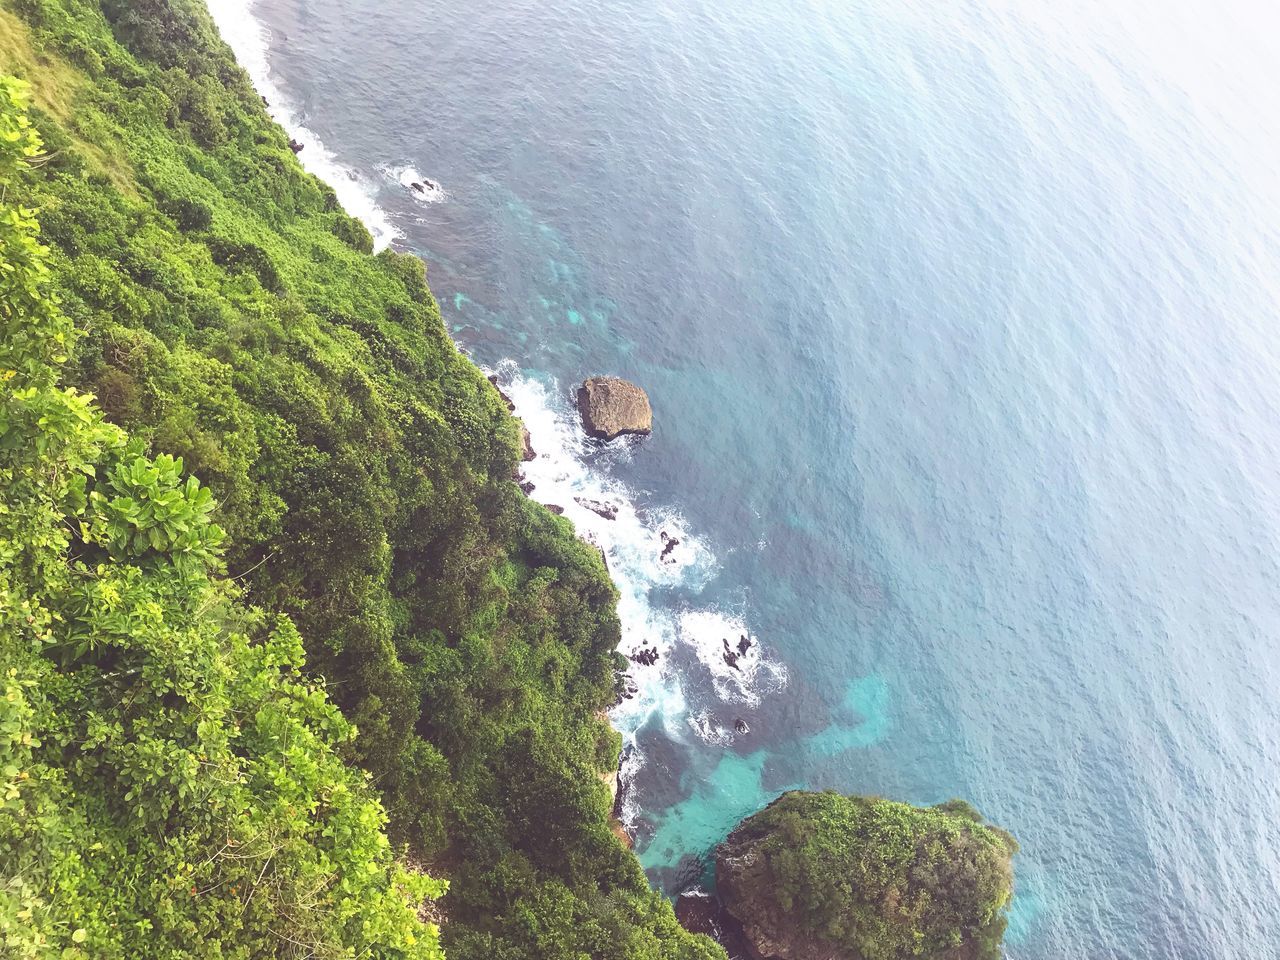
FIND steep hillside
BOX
[0,1,720,956]
[0,74,445,960]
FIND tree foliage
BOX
[0,76,445,958]
[717,792,1017,960]
[0,1,721,956]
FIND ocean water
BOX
[207,1,1280,956]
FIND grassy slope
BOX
[0,1,721,956]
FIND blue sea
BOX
[209,1,1280,956]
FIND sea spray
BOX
[384,163,448,204]
[490,362,787,829]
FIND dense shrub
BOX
[716,792,1018,960]
[0,77,444,959]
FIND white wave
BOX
[384,164,447,204]
[204,0,400,251]
[677,610,787,707]
[491,362,785,757]
[686,709,734,747]
[616,739,646,829]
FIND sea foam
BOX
[490,363,786,761]
[384,164,447,204]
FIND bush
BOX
[716,791,1018,960]
[331,211,374,253]
[0,77,444,960]
[159,191,213,230]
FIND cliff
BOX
[0,1,720,957]
[715,792,1017,960]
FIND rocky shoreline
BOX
[499,374,656,852]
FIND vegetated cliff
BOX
[0,1,721,957]
[0,75,445,959]
[716,792,1017,960]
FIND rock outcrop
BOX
[715,791,1017,960]
[487,375,534,460]
[575,497,618,520]
[577,376,652,440]
[488,375,516,411]
[675,890,753,958]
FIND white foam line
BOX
[491,362,787,784]
[205,0,400,251]
[617,739,647,827]
[383,163,448,204]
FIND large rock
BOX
[715,792,1017,960]
[577,376,652,440]
[675,890,754,959]
[575,497,618,520]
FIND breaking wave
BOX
[489,362,786,767]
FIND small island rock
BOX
[715,791,1017,960]
[577,376,652,440]
[575,497,618,520]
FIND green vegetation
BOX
[716,791,1017,960]
[0,0,720,957]
[0,76,443,958]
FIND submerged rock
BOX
[577,376,652,440]
[716,792,1018,960]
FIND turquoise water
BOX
[215,0,1280,955]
